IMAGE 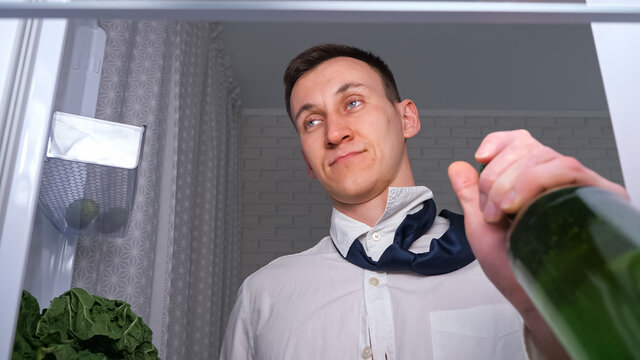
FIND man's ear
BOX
[398,99,421,139]
[301,150,316,179]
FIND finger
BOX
[484,145,559,222]
[498,156,629,213]
[475,129,534,163]
[476,130,538,205]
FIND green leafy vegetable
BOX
[12,289,158,360]
[40,344,107,360]
[12,291,42,360]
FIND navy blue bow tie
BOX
[341,199,475,276]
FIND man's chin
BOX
[327,184,388,206]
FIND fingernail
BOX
[501,190,516,210]
[479,192,487,209]
[475,144,493,159]
[484,201,499,222]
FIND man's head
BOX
[284,44,401,122]
[284,44,421,211]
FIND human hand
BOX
[451,129,627,267]
[469,129,627,224]
[447,129,628,305]
[447,129,627,357]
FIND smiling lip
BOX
[330,150,364,166]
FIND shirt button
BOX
[369,277,380,287]
[372,232,381,241]
[361,346,372,358]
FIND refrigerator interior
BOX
[2,3,640,360]
[22,20,145,309]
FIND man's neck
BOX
[332,189,391,227]
[330,155,416,227]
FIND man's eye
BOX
[305,119,321,130]
[347,100,362,110]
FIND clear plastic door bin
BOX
[38,112,145,237]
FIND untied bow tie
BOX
[340,199,475,275]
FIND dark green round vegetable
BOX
[94,207,129,234]
[64,198,99,229]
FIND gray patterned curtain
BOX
[71,20,241,359]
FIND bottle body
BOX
[509,186,640,359]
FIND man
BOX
[220,44,628,359]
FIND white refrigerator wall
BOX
[0,18,67,360]
[591,22,640,208]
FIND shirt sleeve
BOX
[219,282,255,360]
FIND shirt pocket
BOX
[430,304,528,360]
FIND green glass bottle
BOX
[509,186,640,359]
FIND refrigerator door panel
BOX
[0,18,67,360]
[590,20,640,208]
[23,205,78,311]
[0,19,21,124]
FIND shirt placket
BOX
[363,270,395,360]
[360,230,396,360]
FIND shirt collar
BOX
[329,186,434,258]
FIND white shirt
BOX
[220,186,528,360]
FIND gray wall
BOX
[221,23,607,111]
[239,110,623,279]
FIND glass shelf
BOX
[0,1,639,24]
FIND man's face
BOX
[289,57,419,206]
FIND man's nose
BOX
[325,113,353,147]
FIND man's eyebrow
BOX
[336,82,366,95]
[294,103,315,124]
[293,83,367,124]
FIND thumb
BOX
[448,161,483,222]
[449,161,520,300]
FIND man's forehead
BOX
[291,57,383,101]
[305,56,379,82]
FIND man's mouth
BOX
[329,150,365,166]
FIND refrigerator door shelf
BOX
[38,112,146,238]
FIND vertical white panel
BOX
[589,0,640,207]
[0,18,67,360]
[0,19,21,120]
[58,20,106,117]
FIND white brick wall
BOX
[239,109,623,280]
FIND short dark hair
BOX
[283,44,401,122]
